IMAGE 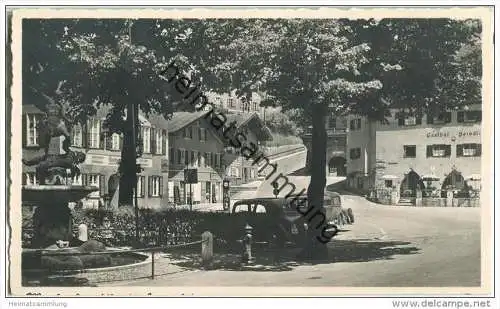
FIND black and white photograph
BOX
[4,5,495,299]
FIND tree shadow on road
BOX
[167,238,420,272]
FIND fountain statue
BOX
[21,90,111,274]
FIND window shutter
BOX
[198,128,202,140]
[445,112,452,123]
[162,130,167,155]
[457,144,464,157]
[150,128,156,154]
[427,114,434,125]
[22,115,27,147]
[457,112,465,123]
[99,175,106,196]
[445,145,451,157]
[148,176,153,197]
[85,120,91,148]
[159,176,164,197]
[141,176,145,197]
[118,134,123,150]
[105,133,112,150]
[82,174,88,186]
[426,146,432,157]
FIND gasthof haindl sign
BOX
[426,129,480,138]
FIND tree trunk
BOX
[118,102,137,206]
[299,103,329,260]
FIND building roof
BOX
[225,112,273,141]
[22,104,44,115]
[164,111,211,133]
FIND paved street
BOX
[109,192,480,287]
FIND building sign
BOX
[426,130,480,138]
[85,155,153,168]
[85,154,109,166]
[458,130,480,137]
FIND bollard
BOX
[78,224,88,242]
[242,223,255,265]
[201,231,213,269]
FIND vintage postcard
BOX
[6,6,495,297]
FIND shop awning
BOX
[466,174,481,181]
[380,175,398,180]
[422,174,440,181]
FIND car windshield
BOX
[233,204,251,213]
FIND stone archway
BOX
[441,169,470,197]
[400,170,425,198]
[328,156,347,176]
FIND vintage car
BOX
[230,192,353,247]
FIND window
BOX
[72,174,82,186]
[385,180,393,188]
[426,144,452,158]
[142,126,151,153]
[204,153,210,167]
[457,143,481,157]
[155,129,163,154]
[457,111,482,123]
[201,152,206,167]
[250,168,256,179]
[169,148,174,163]
[177,149,182,164]
[136,176,145,197]
[255,204,266,213]
[191,151,196,166]
[86,174,101,198]
[427,112,452,124]
[329,115,336,129]
[183,128,188,138]
[88,118,101,149]
[25,114,40,146]
[233,204,251,213]
[349,119,361,130]
[72,123,83,147]
[189,126,193,139]
[197,152,202,167]
[349,148,361,160]
[252,100,258,111]
[23,173,38,186]
[398,113,422,126]
[403,145,417,158]
[199,128,207,142]
[228,97,235,108]
[148,176,163,197]
[184,149,189,165]
[111,133,121,151]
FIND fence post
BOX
[201,231,213,269]
[151,251,155,279]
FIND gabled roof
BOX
[165,111,211,132]
[224,112,273,141]
[22,104,44,115]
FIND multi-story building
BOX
[22,104,170,209]
[345,104,482,197]
[301,111,348,176]
[222,112,273,185]
[207,91,265,116]
[167,111,226,205]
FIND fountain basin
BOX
[22,247,152,286]
[22,185,99,204]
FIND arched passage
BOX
[400,170,425,198]
[441,169,470,197]
[328,156,347,176]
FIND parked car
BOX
[230,192,354,247]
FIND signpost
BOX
[184,168,198,211]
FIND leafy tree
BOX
[172,18,481,259]
[23,19,177,205]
